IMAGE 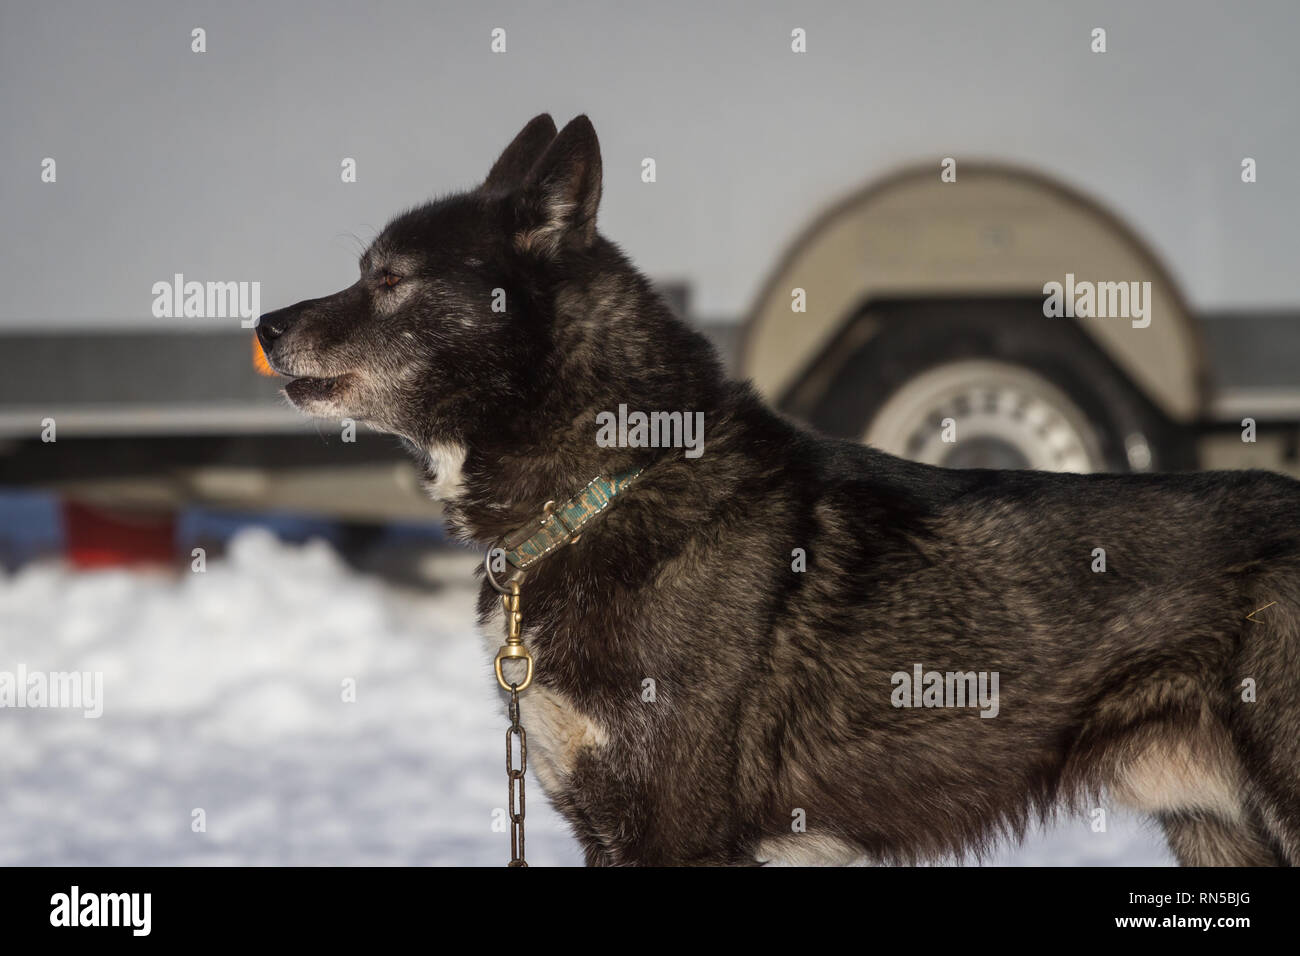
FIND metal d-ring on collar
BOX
[483,547,520,595]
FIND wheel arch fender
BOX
[738,162,1209,424]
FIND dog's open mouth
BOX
[284,373,355,404]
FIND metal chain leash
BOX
[506,684,527,866]
[494,579,534,867]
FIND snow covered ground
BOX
[0,529,1171,866]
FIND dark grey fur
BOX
[257,115,1300,866]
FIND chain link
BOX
[506,684,528,866]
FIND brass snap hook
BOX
[494,581,534,691]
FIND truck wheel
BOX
[801,301,1194,473]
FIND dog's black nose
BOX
[256,306,295,349]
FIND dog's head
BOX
[256,113,605,447]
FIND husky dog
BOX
[257,114,1300,866]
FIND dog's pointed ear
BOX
[483,114,558,192]
[515,115,602,255]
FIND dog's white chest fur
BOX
[424,442,467,500]
[516,683,608,794]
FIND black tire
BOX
[793,298,1195,473]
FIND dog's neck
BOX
[422,261,733,549]
[430,428,681,549]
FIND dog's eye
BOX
[381,272,402,287]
